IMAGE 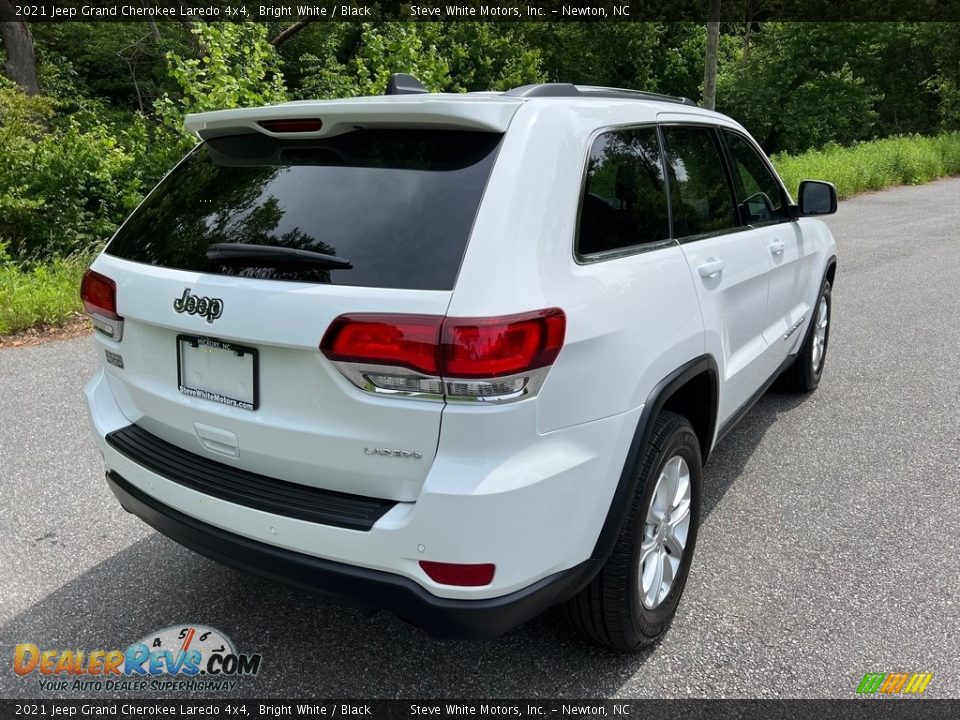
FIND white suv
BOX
[83,76,837,650]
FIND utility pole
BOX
[703,0,721,110]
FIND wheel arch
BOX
[825,255,837,289]
[590,354,718,562]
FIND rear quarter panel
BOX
[449,100,705,435]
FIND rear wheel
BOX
[780,281,831,392]
[561,411,702,650]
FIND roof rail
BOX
[504,83,698,107]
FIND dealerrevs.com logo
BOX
[13,624,262,693]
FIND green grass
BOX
[772,132,960,199]
[0,256,87,335]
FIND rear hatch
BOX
[95,103,514,502]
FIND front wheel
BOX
[561,411,702,650]
[780,280,832,392]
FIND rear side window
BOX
[105,130,502,290]
[576,128,670,257]
[722,130,789,225]
[661,126,736,239]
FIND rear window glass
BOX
[105,129,502,290]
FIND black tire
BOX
[561,411,702,651]
[779,280,832,393]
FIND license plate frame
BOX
[176,334,259,411]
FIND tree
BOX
[717,23,881,152]
[295,23,542,99]
[702,0,720,109]
[0,1,40,95]
[156,23,287,134]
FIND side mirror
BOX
[797,180,837,216]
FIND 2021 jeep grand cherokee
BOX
[83,77,837,649]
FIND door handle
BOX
[769,240,785,256]
[697,259,726,278]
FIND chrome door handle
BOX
[769,240,785,256]
[697,259,726,278]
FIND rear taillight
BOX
[322,314,440,375]
[419,561,495,587]
[441,310,565,378]
[320,309,565,403]
[81,269,123,340]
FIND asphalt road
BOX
[2,179,959,700]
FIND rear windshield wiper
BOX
[206,243,352,270]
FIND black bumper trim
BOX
[106,471,600,639]
[106,424,395,531]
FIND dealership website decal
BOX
[12,625,261,693]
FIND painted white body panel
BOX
[85,90,837,600]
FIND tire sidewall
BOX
[627,423,703,636]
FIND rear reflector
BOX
[419,561,495,587]
[80,269,120,320]
[258,119,323,133]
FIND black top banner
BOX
[2,0,960,22]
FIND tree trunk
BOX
[702,0,721,110]
[0,7,40,95]
[271,20,312,47]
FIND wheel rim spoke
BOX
[812,296,828,371]
[639,454,692,610]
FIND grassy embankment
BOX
[2,132,960,337]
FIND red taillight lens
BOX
[441,309,566,379]
[320,314,442,376]
[80,269,120,320]
[321,309,566,400]
[419,561,495,587]
[258,119,323,133]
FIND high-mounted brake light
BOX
[320,309,566,403]
[419,561,495,587]
[81,269,124,341]
[258,119,323,133]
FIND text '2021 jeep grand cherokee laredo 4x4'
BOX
[83,76,837,650]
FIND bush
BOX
[772,133,960,199]
[0,81,158,260]
[0,243,87,335]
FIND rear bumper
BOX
[107,470,598,639]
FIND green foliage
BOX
[718,24,881,153]
[0,248,87,334]
[920,23,960,131]
[155,23,287,136]
[772,133,960,199]
[0,81,152,259]
[31,22,194,112]
[297,23,542,99]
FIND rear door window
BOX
[660,126,737,239]
[105,129,502,291]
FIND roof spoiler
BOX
[184,97,522,141]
